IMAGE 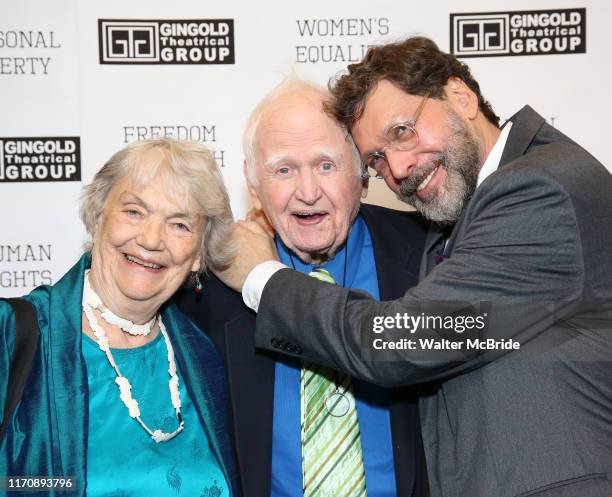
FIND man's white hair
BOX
[242,77,363,186]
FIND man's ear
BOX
[444,77,479,120]
[243,160,262,211]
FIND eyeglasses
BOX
[363,93,429,177]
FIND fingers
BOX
[245,208,275,236]
[211,218,279,292]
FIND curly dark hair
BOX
[327,36,499,129]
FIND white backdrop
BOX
[1,0,609,296]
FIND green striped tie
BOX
[301,267,368,497]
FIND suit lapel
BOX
[499,105,545,168]
[360,206,417,299]
[224,312,275,497]
[420,106,545,280]
[419,224,449,280]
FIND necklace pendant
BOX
[325,391,351,417]
[152,429,178,443]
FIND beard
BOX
[398,109,482,224]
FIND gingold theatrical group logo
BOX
[98,19,235,64]
[450,7,585,57]
[0,137,81,182]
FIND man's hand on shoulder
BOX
[213,220,279,292]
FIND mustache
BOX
[398,154,447,197]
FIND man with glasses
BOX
[359,90,481,225]
[217,36,612,497]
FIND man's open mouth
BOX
[292,212,328,224]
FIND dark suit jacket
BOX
[176,204,428,497]
[254,107,612,497]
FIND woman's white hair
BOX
[242,77,363,186]
[80,137,234,274]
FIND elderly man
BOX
[215,37,612,497]
[177,80,427,497]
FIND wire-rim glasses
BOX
[364,93,429,177]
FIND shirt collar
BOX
[477,121,513,187]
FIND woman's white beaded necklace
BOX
[83,273,156,336]
[82,270,184,443]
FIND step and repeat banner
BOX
[0,0,609,296]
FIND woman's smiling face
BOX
[90,162,203,318]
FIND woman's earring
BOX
[194,277,203,294]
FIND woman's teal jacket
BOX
[0,253,238,496]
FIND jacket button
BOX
[294,346,303,355]
[271,338,280,348]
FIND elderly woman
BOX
[0,138,238,496]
